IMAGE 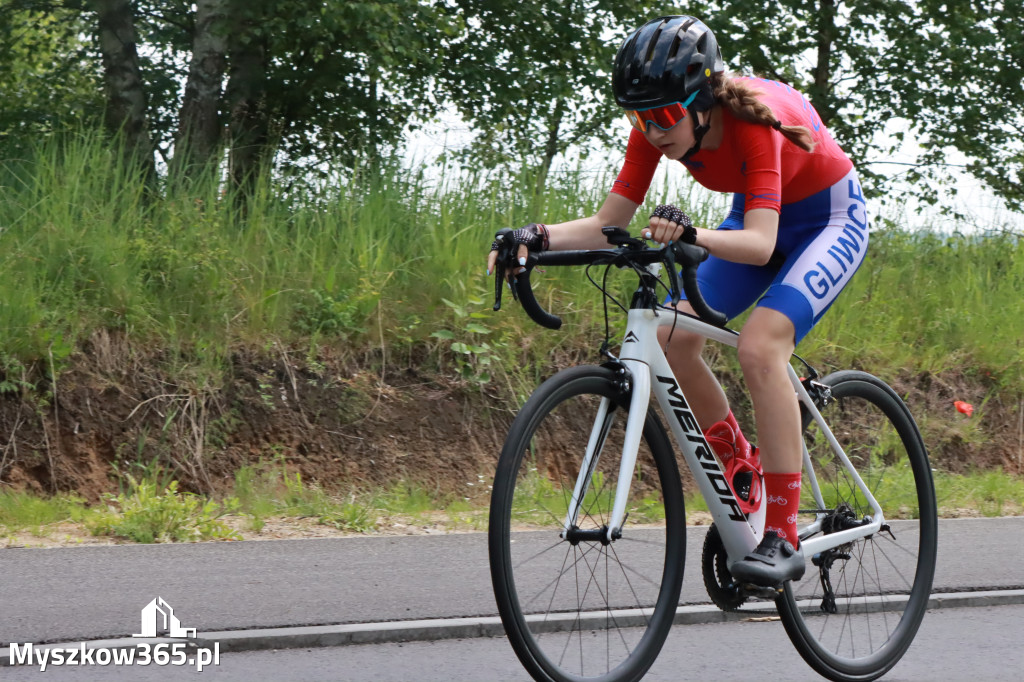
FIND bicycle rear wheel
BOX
[778,370,938,682]
[489,365,685,682]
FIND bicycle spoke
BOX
[491,368,684,681]
[780,371,936,680]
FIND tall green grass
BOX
[0,130,1021,394]
[0,132,713,393]
[804,225,1024,382]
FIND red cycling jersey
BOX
[611,78,853,213]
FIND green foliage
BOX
[278,471,376,532]
[803,228,1024,382]
[1,130,1022,399]
[379,480,449,516]
[934,468,1024,518]
[440,1,662,179]
[4,0,1021,212]
[442,1,713,187]
[0,491,89,533]
[0,4,100,148]
[294,289,369,338]
[706,0,1024,210]
[431,296,508,386]
[0,354,33,395]
[224,0,456,174]
[88,477,240,543]
[232,463,377,533]
[510,467,668,526]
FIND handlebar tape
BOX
[673,242,729,328]
[514,264,562,330]
[501,243,729,331]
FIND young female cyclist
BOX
[487,15,869,587]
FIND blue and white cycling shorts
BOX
[682,168,869,344]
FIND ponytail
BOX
[711,74,817,152]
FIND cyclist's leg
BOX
[731,169,870,586]
[759,168,869,345]
[658,301,728,427]
[660,196,776,429]
[736,308,801,472]
[734,308,805,579]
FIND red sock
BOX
[764,472,802,547]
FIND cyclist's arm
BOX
[547,192,641,250]
[695,207,779,266]
[487,193,641,276]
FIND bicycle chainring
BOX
[701,523,748,611]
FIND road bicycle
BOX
[486,226,938,682]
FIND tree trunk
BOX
[536,98,566,196]
[172,0,229,182]
[811,0,837,126]
[93,0,155,181]
[225,4,269,203]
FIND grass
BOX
[1,130,1023,542]
[88,477,240,543]
[0,491,90,534]
[1,465,1022,545]
[802,225,1024,382]
[233,464,377,533]
[4,130,1020,394]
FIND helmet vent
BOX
[644,28,661,64]
[669,34,682,60]
[695,33,707,55]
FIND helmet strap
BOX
[679,106,710,161]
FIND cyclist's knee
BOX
[736,311,795,378]
[737,337,780,379]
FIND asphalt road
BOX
[2,603,1021,681]
[1,517,1022,647]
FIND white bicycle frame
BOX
[562,303,885,569]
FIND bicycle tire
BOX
[489,365,685,682]
[777,370,938,682]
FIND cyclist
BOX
[487,15,869,587]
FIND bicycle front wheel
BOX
[778,370,938,682]
[489,365,685,682]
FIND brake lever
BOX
[492,228,516,311]
[493,261,504,311]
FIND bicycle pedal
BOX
[740,583,784,600]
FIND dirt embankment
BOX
[0,330,1020,502]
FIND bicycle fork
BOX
[561,359,651,545]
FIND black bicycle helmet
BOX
[613,15,724,110]
[613,16,725,158]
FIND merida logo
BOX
[623,331,639,343]
[657,375,745,522]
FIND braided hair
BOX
[711,74,818,152]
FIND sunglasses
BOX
[623,92,699,133]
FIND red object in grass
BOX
[954,400,974,417]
